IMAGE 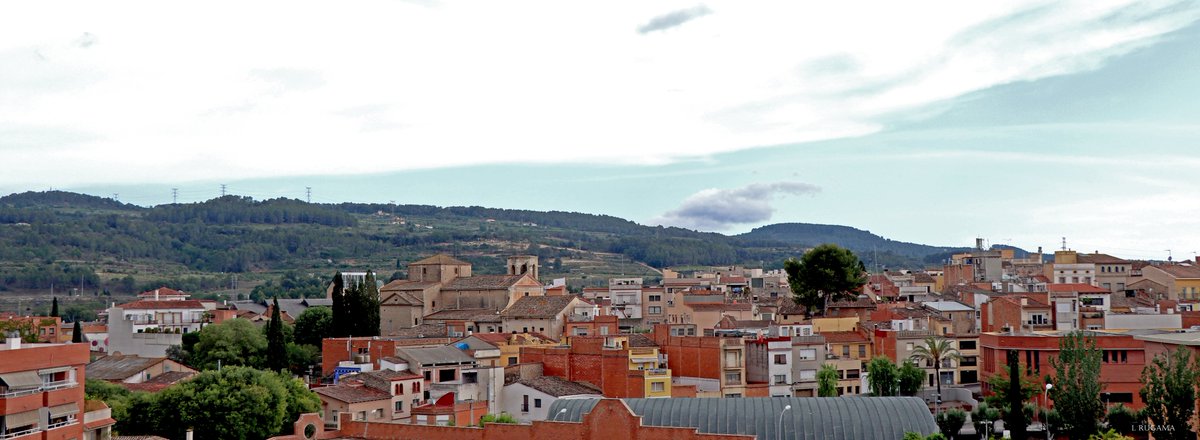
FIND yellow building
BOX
[604,334,672,398]
[470,332,559,366]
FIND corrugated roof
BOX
[396,345,476,366]
[87,355,164,381]
[549,397,938,439]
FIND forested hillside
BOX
[0,191,1004,294]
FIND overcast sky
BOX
[3,1,1200,260]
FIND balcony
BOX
[1024,320,1053,328]
[0,427,40,440]
[644,368,671,378]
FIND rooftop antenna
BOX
[1061,237,1067,251]
[1166,250,1173,262]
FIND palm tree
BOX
[909,336,964,403]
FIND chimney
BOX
[6,331,20,350]
[976,238,985,251]
[155,289,160,301]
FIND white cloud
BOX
[653,181,820,231]
[1,1,1197,187]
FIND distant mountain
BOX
[0,190,139,211]
[739,223,965,257]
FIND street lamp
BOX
[777,405,792,440]
[1044,383,1054,440]
[552,408,567,422]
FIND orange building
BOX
[979,330,1147,409]
[0,334,94,440]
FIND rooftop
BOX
[1147,263,1200,279]
[116,300,205,310]
[500,295,579,319]
[87,355,168,381]
[443,274,530,291]
[313,383,393,404]
[396,345,476,366]
[549,397,938,440]
[410,254,471,266]
[423,308,502,322]
[1047,283,1112,294]
[514,376,602,397]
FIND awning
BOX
[0,371,42,389]
[3,410,39,429]
[37,366,71,375]
[49,403,79,418]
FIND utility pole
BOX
[306,187,312,203]
[171,188,178,204]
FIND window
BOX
[725,372,741,384]
[724,393,742,398]
[958,341,976,350]
[960,371,978,384]
[845,369,860,379]
[508,356,518,366]
[424,371,432,381]
[522,395,529,412]
[438,369,455,382]
[686,327,695,336]
[651,382,665,392]
[395,401,404,412]
[356,411,367,421]
[858,345,866,358]
[373,409,384,419]
[534,398,542,408]
[842,345,850,358]
[774,354,787,365]
[774,374,787,385]
[906,342,914,351]
[798,349,816,360]
[648,295,662,302]
[799,370,816,381]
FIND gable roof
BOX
[384,323,449,338]
[381,280,443,291]
[137,287,189,298]
[514,376,602,397]
[411,254,470,266]
[444,274,532,291]
[313,383,392,404]
[549,397,938,439]
[87,355,166,381]
[1077,253,1130,264]
[120,371,196,392]
[820,330,869,344]
[1147,263,1200,279]
[501,295,579,319]
[382,291,425,307]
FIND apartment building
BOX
[0,334,91,440]
[745,337,791,397]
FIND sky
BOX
[2,1,1200,261]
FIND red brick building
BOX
[979,331,1147,408]
[519,337,648,398]
[0,335,92,440]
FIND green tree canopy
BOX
[1049,330,1104,439]
[154,366,320,440]
[784,244,867,315]
[867,357,898,396]
[190,318,267,370]
[71,319,83,343]
[817,363,839,397]
[1139,347,1199,440]
[898,360,925,396]
[908,336,962,402]
[935,408,967,439]
[293,306,332,347]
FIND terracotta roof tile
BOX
[501,296,578,319]
[514,376,602,397]
[410,254,471,266]
[116,300,205,310]
[443,275,529,291]
[819,331,869,344]
[314,383,392,403]
[1148,264,1200,279]
[1047,283,1111,293]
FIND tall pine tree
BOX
[50,297,59,317]
[266,297,287,372]
[329,271,346,337]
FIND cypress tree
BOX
[360,271,381,337]
[330,271,346,337]
[50,297,59,317]
[71,320,83,343]
[1005,349,1027,439]
[266,297,287,372]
